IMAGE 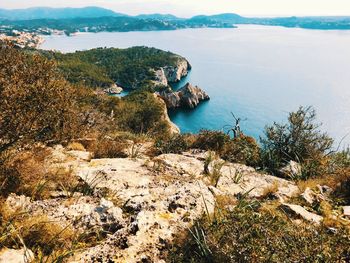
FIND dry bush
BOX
[260,106,333,179]
[87,137,128,159]
[192,130,230,153]
[0,203,76,259]
[115,91,171,138]
[260,181,279,200]
[155,134,191,154]
[0,45,84,155]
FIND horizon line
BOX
[0,5,350,18]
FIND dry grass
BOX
[260,181,279,200]
[87,137,128,159]
[169,199,350,263]
[0,202,76,257]
[66,142,86,151]
[0,146,85,200]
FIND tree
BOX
[0,45,81,154]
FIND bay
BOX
[41,25,350,146]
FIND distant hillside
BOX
[191,13,245,23]
[135,14,182,20]
[0,6,125,20]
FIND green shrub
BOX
[192,130,230,153]
[115,91,170,137]
[260,106,333,179]
[222,135,261,166]
[155,134,190,154]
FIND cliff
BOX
[158,82,210,109]
[154,93,180,134]
[152,57,192,87]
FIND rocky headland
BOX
[157,83,210,109]
[152,57,192,87]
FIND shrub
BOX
[260,106,333,179]
[0,45,82,155]
[87,137,128,159]
[155,134,190,154]
[0,203,77,259]
[222,135,261,166]
[192,130,230,153]
[115,91,170,137]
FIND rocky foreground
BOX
[2,142,344,263]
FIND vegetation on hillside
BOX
[169,197,350,262]
[42,47,182,89]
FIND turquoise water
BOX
[41,25,350,146]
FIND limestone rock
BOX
[5,144,307,263]
[279,160,302,178]
[158,83,210,109]
[343,206,350,218]
[280,203,323,225]
[301,187,317,204]
[104,84,123,94]
[0,248,34,263]
[152,68,168,87]
[163,58,191,83]
[67,150,92,161]
[177,83,210,109]
[153,93,180,134]
[73,157,215,262]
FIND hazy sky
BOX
[1,0,350,17]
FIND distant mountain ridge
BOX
[0,6,126,20]
[0,6,350,32]
[135,14,183,20]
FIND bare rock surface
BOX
[279,160,302,178]
[343,206,350,218]
[280,203,323,225]
[154,94,180,134]
[3,146,301,262]
[158,83,210,109]
[163,58,191,83]
[0,248,34,263]
[216,163,299,200]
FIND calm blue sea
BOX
[41,25,350,146]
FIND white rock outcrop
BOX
[158,83,210,109]
[0,248,34,263]
[163,58,191,83]
[280,203,323,225]
[279,160,302,178]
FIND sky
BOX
[1,0,350,17]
